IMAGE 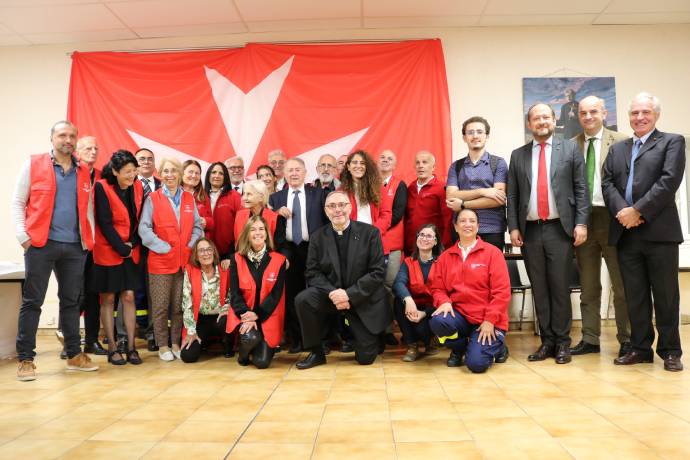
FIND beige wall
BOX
[2,24,689,324]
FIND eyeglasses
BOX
[197,247,214,255]
[228,166,244,171]
[417,233,436,240]
[325,202,350,210]
[465,130,485,136]
[270,160,286,166]
[318,163,336,169]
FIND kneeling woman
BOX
[92,150,144,365]
[393,223,443,362]
[227,215,286,369]
[180,238,233,363]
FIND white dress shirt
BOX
[286,185,309,242]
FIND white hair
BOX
[629,92,661,114]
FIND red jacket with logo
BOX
[147,189,196,274]
[25,153,94,249]
[430,238,511,331]
[211,189,241,257]
[404,176,452,255]
[195,193,214,240]
[93,179,143,266]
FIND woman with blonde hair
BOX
[227,215,286,368]
[139,157,203,361]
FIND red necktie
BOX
[537,142,549,220]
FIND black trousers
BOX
[295,287,378,365]
[393,297,433,346]
[57,250,100,344]
[522,220,573,347]
[617,231,682,358]
[283,241,309,345]
[180,314,229,363]
[478,232,505,252]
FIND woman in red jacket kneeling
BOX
[227,215,286,369]
[429,208,511,373]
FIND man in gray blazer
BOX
[570,96,631,358]
[507,103,590,364]
[602,92,685,372]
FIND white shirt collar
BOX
[584,127,604,142]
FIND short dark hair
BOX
[50,120,77,136]
[101,150,138,186]
[454,207,479,224]
[526,103,556,121]
[462,116,490,135]
[412,223,444,260]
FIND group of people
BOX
[11,90,685,382]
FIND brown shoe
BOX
[424,340,441,356]
[664,355,683,372]
[66,352,99,372]
[613,350,653,365]
[402,344,419,362]
[17,360,36,381]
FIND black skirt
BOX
[90,257,142,293]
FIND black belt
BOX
[527,218,560,225]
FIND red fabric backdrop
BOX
[67,39,452,184]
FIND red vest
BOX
[93,179,143,266]
[182,264,229,340]
[25,153,94,249]
[234,207,278,246]
[381,175,405,254]
[211,189,241,256]
[147,189,196,274]
[404,256,435,307]
[226,252,285,348]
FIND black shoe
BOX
[147,339,159,352]
[288,343,302,354]
[664,355,683,372]
[59,348,67,360]
[224,349,235,358]
[322,342,331,356]
[126,349,143,365]
[446,350,465,367]
[384,333,399,346]
[618,342,632,358]
[296,351,326,370]
[116,337,128,355]
[555,344,572,364]
[83,341,108,356]
[614,350,654,365]
[569,340,600,356]
[108,350,126,365]
[495,345,509,364]
[340,341,354,353]
[528,344,554,362]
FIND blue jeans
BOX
[429,312,505,373]
[17,240,86,361]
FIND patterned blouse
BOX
[181,266,229,336]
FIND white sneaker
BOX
[172,348,181,360]
[158,350,174,361]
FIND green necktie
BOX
[586,138,596,202]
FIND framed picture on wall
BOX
[522,77,617,143]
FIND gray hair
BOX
[629,92,661,114]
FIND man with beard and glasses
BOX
[312,153,341,193]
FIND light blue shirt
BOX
[138,187,203,254]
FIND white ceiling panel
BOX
[480,14,597,26]
[0,4,124,34]
[22,28,137,44]
[107,0,241,28]
[246,17,360,33]
[0,34,31,46]
[133,22,247,38]
[484,0,609,16]
[364,0,487,17]
[604,0,690,14]
[595,12,690,25]
[235,0,360,22]
[364,15,480,28]
[0,0,100,6]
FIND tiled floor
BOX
[2,325,690,459]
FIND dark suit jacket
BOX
[304,220,390,334]
[602,129,686,245]
[269,184,327,249]
[507,137,590,236]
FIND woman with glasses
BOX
[339,150,392,235]
[233,180,278,245]
[393,224,443,362]
[204,162,242,261]
[180,238,233,363]
[139,157,204,361]
[227,215,286,369]
[93,150,144,365]
[182,160,213,239]
[256,164,278,195]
